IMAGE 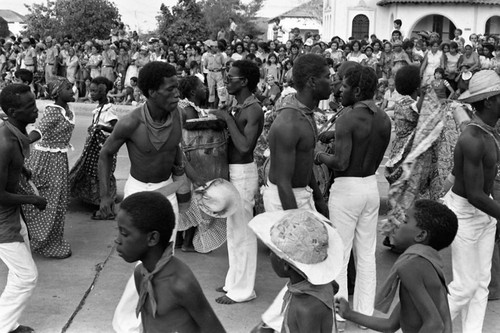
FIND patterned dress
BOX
[69,103,118,206]
[22,105,74,258]
[383,92,459,236]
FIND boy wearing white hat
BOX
[249,209,343,333]
[443,69,500,332]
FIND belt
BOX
[208,68,223,72]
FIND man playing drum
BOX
[211,60,264,305]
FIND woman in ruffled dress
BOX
[22,77,75,258]
[68,77,118,218]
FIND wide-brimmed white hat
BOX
[249,209,344,285]
[193,179,240,218]
[459,70,500,103]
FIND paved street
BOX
[1,103,499,332]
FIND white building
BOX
[0,9,26,37]
[267,0,323,42]
[323,0,500,42]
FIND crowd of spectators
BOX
[1,21,500,110]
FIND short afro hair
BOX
[179,76,201,99]
[14,69,34,84]
[343,66,378,101]
[231,60,260,93]
[0,84,32,114]
[395,66,420,96]
[119,191,175,249]
[413,199,458,251]
[292,54,328,91]
[91,76,113,92]
[138,61,177,98]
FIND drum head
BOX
[184,118,227,131]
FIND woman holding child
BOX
[21,77,75,259]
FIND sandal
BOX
[91,211,116,220]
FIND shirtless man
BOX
[252,53,332,332]
[211,60,264,305]
[443,70,500,333]
[98,61,184,333]
[315,66,391,323]
[0,84,47,333]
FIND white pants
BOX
[207,71,226,104]
[0,218,38,333]
[444,191,496,333]
[223,163,259,302]
[329,176,379,317]
[112,175,179,333]
[261,181,316,332]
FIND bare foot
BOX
[215,286,226,293]
[215,295,237,304]
[181,245,196,252]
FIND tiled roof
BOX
[0,9,25,23]
[377,0,500,6]
[270,0,323,22]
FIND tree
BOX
[24,0,120,41]
[156,0,208,43]
[201,0,265,39]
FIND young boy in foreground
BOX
[249,209,344,333]
[115,191,226,333]
[336,199,458,333]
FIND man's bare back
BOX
[398,258,452,333]
[332,103,391,178]
[452,125,498,200]
[268,108,316,188]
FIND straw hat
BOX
[249,209,344,285]
[192,179,240,218]
[458,70,500,103]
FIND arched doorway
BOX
[485,16,500,35]
[352,14,369,40]
[410,14,456,41]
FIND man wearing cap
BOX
[315,66,391,326]
[203,40,226,108]
[443,70,500,333]
[20,38,36,73]
[211,60,264,305]
[101,40,117,82]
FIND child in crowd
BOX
[13,69,35,96]
[381,78,402,117]
[336,199,457,333]
[116,191,226,333]
[265,53,281,84]
[431,68,455,100]
[379,41,394,79]
[249,209,344,333]
[361,45,378,71]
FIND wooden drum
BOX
[181,118,229,181]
